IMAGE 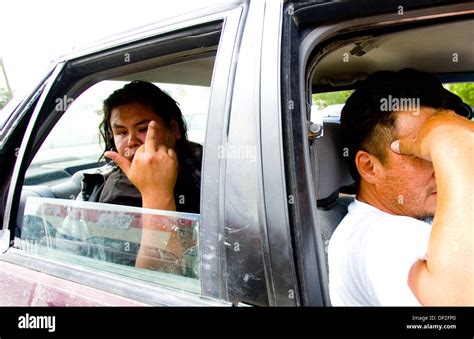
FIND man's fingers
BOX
[391,139,415,155]
[144,121,158,152]
[105,151,132,177]
[390,140,402,154]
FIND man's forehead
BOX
[394,107,437,138]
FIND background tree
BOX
[312,90,353,109]
[313,84,474,111]
[446,83,474,107]
[0,87,12,110]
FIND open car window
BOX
[18,69,212,295]
[26,79,210,186]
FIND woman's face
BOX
[110,102,181,160]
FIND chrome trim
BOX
[1,62,65,237]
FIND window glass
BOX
[20,197,200,293]
[158,83,209,145]
[311,83,473,123]
[311,90,353,123]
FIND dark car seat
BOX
[310,121,355,268]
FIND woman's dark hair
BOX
[340,68,470,186]
[99,80,189,163]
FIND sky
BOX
[0,0,228,99]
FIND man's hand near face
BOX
[391,110,474,305]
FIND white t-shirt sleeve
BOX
[362,216,431,306]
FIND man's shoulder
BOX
[335,199,379,232]
[345,199,428,227]
[329,200,431,306]
[333,199,429,243]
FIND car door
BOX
[0,1,251,306]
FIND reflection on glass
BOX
[20,197,200,291]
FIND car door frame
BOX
[282,0,474,306]
[0,2,247,306]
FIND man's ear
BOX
[170,120,181,140]
[355,150,382,185]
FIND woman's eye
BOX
[138,127,148,133]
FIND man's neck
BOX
[356,184,396,216]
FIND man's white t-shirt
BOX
[328,199,431,306]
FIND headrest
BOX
[311,122,354,209]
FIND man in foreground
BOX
[329,69,473,306]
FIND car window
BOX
[19,67,212,293]
[311,90,353,124]
[27,80,210,185]
[183,113,207,145]
[27,84,107,175]
[159,86,209,145]
[20,197,200,293]
[311,83,473,123]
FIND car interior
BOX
[307,17,474,271]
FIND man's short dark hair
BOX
[99,80,188,162]
[340,68,470,185]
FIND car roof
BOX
[312,19,474,91]
[57,0,243,64]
